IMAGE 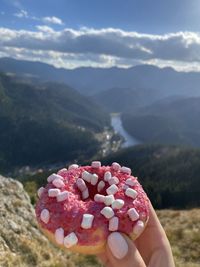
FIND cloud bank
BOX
[1,26,200,70]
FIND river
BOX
[111,113,141,148]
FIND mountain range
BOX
[1,57,200,97]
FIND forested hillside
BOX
[121,96,200,147]
[0,73,109,171]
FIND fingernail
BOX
[108,232,128,259]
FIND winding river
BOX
[111,113,141,148]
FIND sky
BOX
[1,0,200,71]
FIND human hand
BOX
[98,203,175,267]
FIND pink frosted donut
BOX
[35,161,150,254]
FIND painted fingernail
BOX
[108,232,128,259]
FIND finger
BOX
[106,232,146,267]
[98,253,113,267]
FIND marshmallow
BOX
[125,188,138,199]
[106,184,118,195]
[133,220,144,235]
[104,195,115,206]
[112,162,121,171]
[108,176,119,185]
[100,207,114,219]
[82,171,92,183]
[82,188,89,200]
[112,199,124,210]
[47,173,63,183]
[37,187,45,198]
[40,209,50,224]
[94,194,105,203]
[104,171,112,181]
[81,214,94,229]
[125,178,136,186]
[48,188,60,197]
[55,228,64,245]
[97,181,105,192]
[91,161,101,168]
[121,166,131,175]
[57,168,67,175]
[64,232,78,248]
[76,178,87,192]
[91,174,99,185]
[109,216,119,231]
[128,208,139,221]
[52,178,65,188]
[57,191,69,202]
[68,164,79,170]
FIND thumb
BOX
[106,232,146,267]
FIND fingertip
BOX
[107,232,128,259]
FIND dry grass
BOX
[157,209,200,267]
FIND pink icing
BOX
[35,165,149,246]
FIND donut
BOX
[35,161,150,254]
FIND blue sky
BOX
[1,0,200,70]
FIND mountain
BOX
[1,57,200,96]
[121,96,200,147]
[0,72,109,171]
[101,144,200,209]
[92,87,163,113]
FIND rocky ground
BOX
[0,174,199,267]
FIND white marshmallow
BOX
[104,195,115,206]
[91,161,101,168]
[40,209,50,224]
[47,173,63,183]
[81,214,94,229]
[68,164,79,170]
[37,187,45,198]
[121,166,131,175]
[57,168,67,175]
[108,176,119,185]
[57,191,69,202]
[133,220,144,235]
[76,178,87,192]
[48,188,60,197]
[52,178,65,188]
[97,181,105,192]
[106,184,119,195]
[125,188,138,199]
[125,178,137,186]
[128,208,139,221]
[112,162,121,171]
[82,171,92,183]
[55,228,64,245]
[63,232,78,248]
[104,171,112,181]
[91,174,99,185]
[109,216,119,231]
[94,194,105,203]
[100,207,114,219]
[112,199,124,209]
[82,188,89,200]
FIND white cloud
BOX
[14,9,28,18]
[42,16,64,25]
[1,26,200,70]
